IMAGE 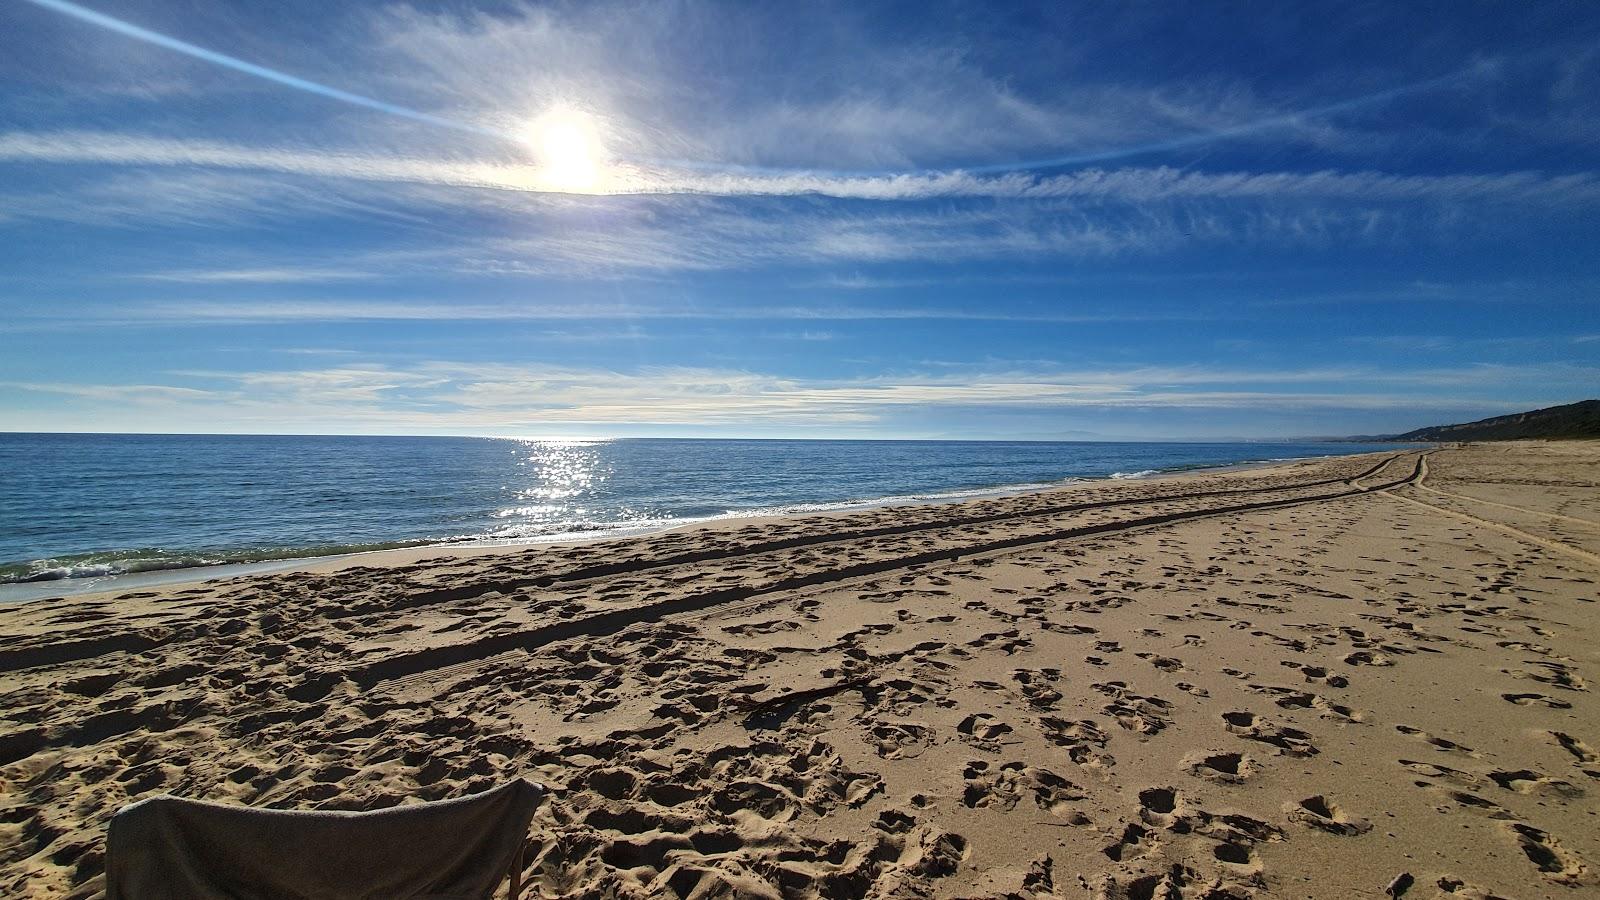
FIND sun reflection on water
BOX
[484,440,649,540]
[513,439,607,500]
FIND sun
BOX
[525,106,606,191]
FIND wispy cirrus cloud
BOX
[323,1,1600,170]
[5,133,1594,290]
[6,129,1597,282]
[6,130,1600,205]
[21,0,1596,175]
[135,266,378,284]
[26,299,1200,326]
[9,164,1596,289]
[6,361,1590,435]
[0,381,218,402]
[0,166,437,229]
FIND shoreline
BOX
[0,449,1400,606]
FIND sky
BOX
[1,0,1598,440]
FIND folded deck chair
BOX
[106,779,543,900]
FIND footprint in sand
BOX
[1184,750,1254,784]
[1211,838,1260,871]
[1222,711,1318,757]
[1281,660,1350,688]
[1502,661,1586,691]
[1486,769,1583,798]
[1395,724,1479,756]
[1011,669,1064,710]
[1399,758,1484,790]
[1286,795,1372,836]
[1496,639,1571,661]
[957,712,1014,745]
[1406,773,1515,821]
[1501,692,1573,709]
[1246,683,1368,722]
[1039,716,1114,770]
[961,760,1086,819]
[1135,786,1183,827]
[873,808,917,834]
[1135,652,1185,673]
[1506,823,1589,885]
[866,720,934,759]
[1343,649,1393,667]
[1546,731,1600,778]
[1097,682,1176,734]
[1100,821,1158,863]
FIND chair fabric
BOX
[105,780,543,900]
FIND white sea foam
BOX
[468,478,1086,547]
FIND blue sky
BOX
[1,0,1597,439]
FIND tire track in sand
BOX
[1381,456,1600,569]
[353,455,1428,690]
[354,454,1411,616]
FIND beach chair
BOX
[105,779,543,900]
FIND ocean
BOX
[0,433,1409,599]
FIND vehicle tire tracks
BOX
[351,453,1414,617]
[352,454,1428,690]
[1413,475,1600,530]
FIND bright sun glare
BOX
[527,106,606,191]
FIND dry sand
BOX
[2,441,1598,899]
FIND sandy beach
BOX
[2,441,1597,899]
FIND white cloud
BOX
[136,266,377,284]
[0,166,436,228]
[50,299,1194,326]
[359,2,1243,170]
[358,1,1541,172]
[5,131,1599,205]
[0,381,218,402]
[5,130,1596,280]
[6,361,1590,434]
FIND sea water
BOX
[0,433,1408,597]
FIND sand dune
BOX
[2,443,1597,898]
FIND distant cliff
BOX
[1387,399,1600,442]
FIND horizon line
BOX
[0,428,1412,444]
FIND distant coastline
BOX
[1343,398,1600,442]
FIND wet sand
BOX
[2,441,1597,898]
